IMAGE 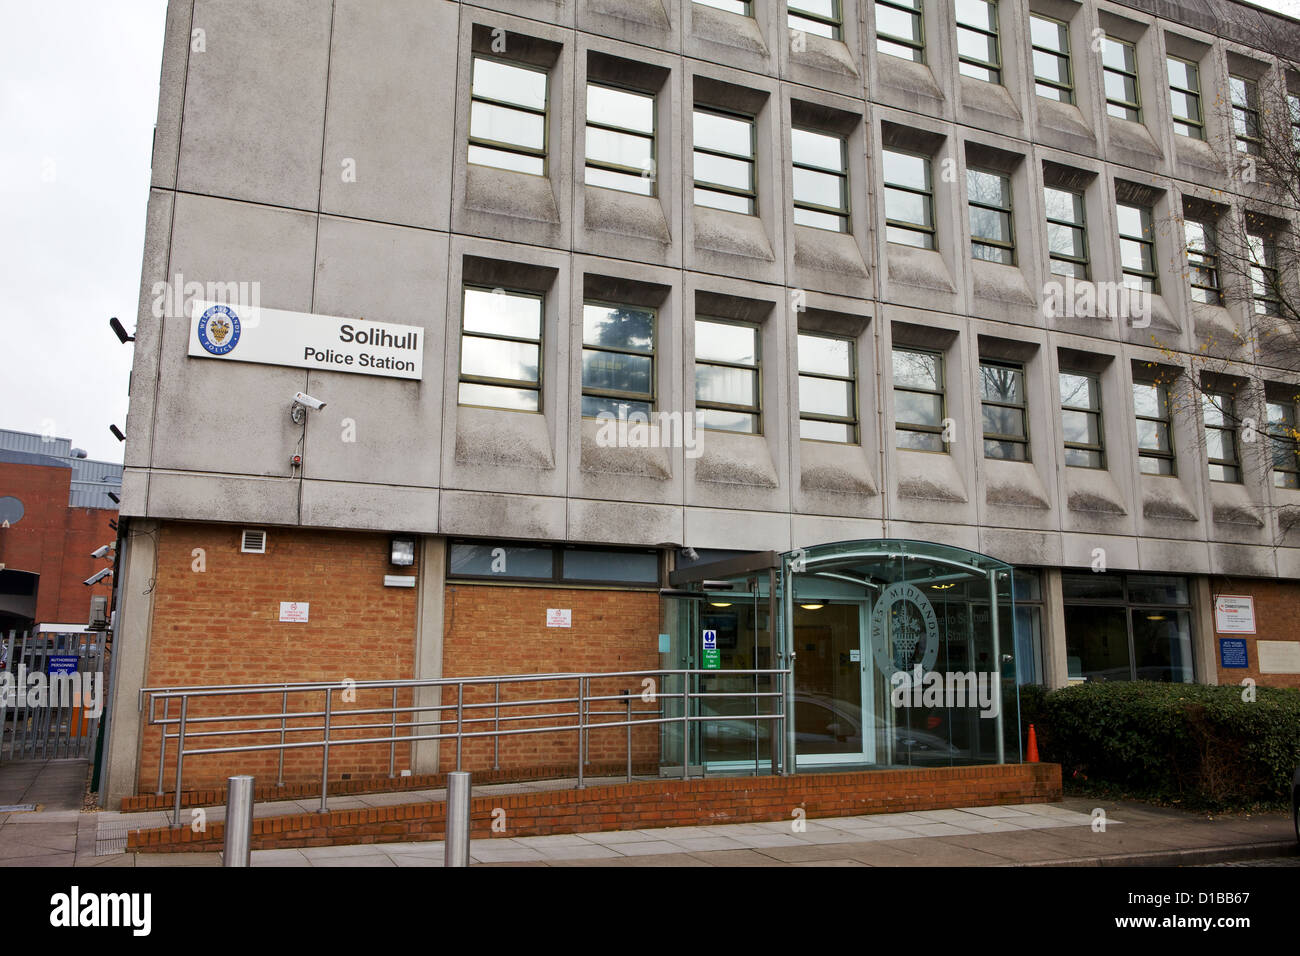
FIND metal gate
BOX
[1,629,108,761]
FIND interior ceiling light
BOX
[930,583,957,590]
[800,603,825,610]
[1146,613,1166,621]
[709,601,732,608]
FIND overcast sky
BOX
[0,0,1297,464]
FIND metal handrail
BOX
[140,667,791,827]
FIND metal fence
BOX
[1,629,108,761]
[140,667,791,826]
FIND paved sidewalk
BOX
[1,759,1295,867]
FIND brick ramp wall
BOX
[127,762,1062,853]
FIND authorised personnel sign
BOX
[188,300,424,380]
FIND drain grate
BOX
[0,804,37,812]
[95,821,140,856]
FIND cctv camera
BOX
[91,544,115,560]
[84,568,113,587]
[294,392,326,411]
[681,547,699,562]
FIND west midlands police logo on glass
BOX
[196,304,241,355]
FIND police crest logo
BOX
[197,303,241,355]
[870,581,940,681]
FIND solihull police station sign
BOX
[188,301,423,380]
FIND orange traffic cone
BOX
[1026,723,1040,763]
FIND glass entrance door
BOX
[792,602,871,767]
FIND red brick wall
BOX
[440,584,661,774]
[1209,578,1300,690]
[0,460,118,624]
[141,522,418,791]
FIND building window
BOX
[1102,37,1141,122]
[693,107,756,215]
[1203,390,1241,483]
[876,0,925,62]
[1045,186,1089,279]
[585,83,655,196]
[882,148,935,249]
[967,168,1014,265]
[468,56,548,176]
[1063,572,1194,683]
[1230,75,1262,155]
[581,302,655,419]
[1267,397,1300,489]
[1117,202,1158,294]
[458,286,544,412]
[1184,219,1222,305]
[1248,230,1282,316]
[1133,379,1175,476]
[789,0,842,39]
[694,0,752,14]
[893,348,946,452]
[798,333,858,443]
[695,318,761,433]
[955,0,1002,84]
[1060,370,1104,468]
[980,361,1028,461]
[448,540,660,586]
[1166,57,1203,139]
[792,128,849,232]
[1289,92,1300,153]
[1030,15,1073,103]
[1012,569,1045,685]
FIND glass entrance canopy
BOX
[662,539,1022,774]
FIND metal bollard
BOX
[223,775,255,868]
[445,771,471,868]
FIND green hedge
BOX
[1017,681,1300,809]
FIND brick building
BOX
[105,0,1300,806]
[0,429,121,631]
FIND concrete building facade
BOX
[105,0,1300,805]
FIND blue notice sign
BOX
[47,656,79,676]
[1219,639,1248,669]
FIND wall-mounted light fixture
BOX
[390,536,416,567]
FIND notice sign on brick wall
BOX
[546,608,571,628]
[1213,595,1255,634]
[279,602,310,623]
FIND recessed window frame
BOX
[1247,229,1283,317]
[1030,14,1074,104]
[798,331,859,444]
[893,346,947,453]
[955,0,1003,85]
[1117,201,1159,294]
[694,316,763,435]
[1166,56,1204,139]
[584,80,657,197]
[447,539,661,589]
[694,0,753,14]
[875,0,926,63]
[468,54,550,176]
[1102,36,1142,123]
[693,105,758,216]
[979,359,1030,462]
[792,126,850,233]
[789,0,843,39]
[1045,186,1090,280]
[1229,74,1263,155]
[458,284,545,413]
[1133,378,1176,476]
[1184,218,1222,306]
[580,300,656,420]
[1267,395,1300,489]
[967,167,1015,266]
[882,146,937,250]
[1202,389,1241,483]
[1060,369,1105,469]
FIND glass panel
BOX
[449,543,552,578]
[794,167,844,210]
[1205,429,1233,461]
[1013,568,1042,601]
[1047,223,1086,258]
[1033,50,1070,85]
[1064,605,1131,682]
[582,395,652,420]
[695,188,753,214]
[957,32,999,67]
[1169,90,1199,121]
[802,419,855,442]
[1133,383,1162,419]
[697,408,758,433]
[582,349,652,395]
[792,128,844,172]
[694,110,753,157]
[885,188,932,229]
[1044,187,1084,223]
[892,350,940,389]
[562,549,658,583]
[1132,609,1194,682]
[800,376,852,418]
[470,101,545,150]
[694,151,752,191]
[982,403,1026,439]
[1166,58,1198,90]
[1059,372,1096,408]
[1202,395,1229,427]
[1102,38,1136,73]
[980,364,1022,403]
[583,304,654,352]
[882,149,930,191]
[1064,447,1103,468]
[970,207,1012,244]
[1115,203,1148,237]
[1062,572,1124,600]
[1135,419,1171,453]
[473,58,547,110]
[1060,409,1100,446]
[587,84,653,134]
[795,207,846,232]
[695,320,757,365]
[792,604,863,757]
[586,127,653,171]
[463,288,542,339]
[695,0,749,12]
[460,336,540,383]
[457,382,540,411]
[895,390,943,427]
[798,334,852,376]
[696,365,757,407]
[469,144,544,176]
[1126,574,1189,605]
[985,438,1027,460]
[955,0,996,31]
[876,7,922,48]
[896,429,945,451]
[1030,16,1066,51]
